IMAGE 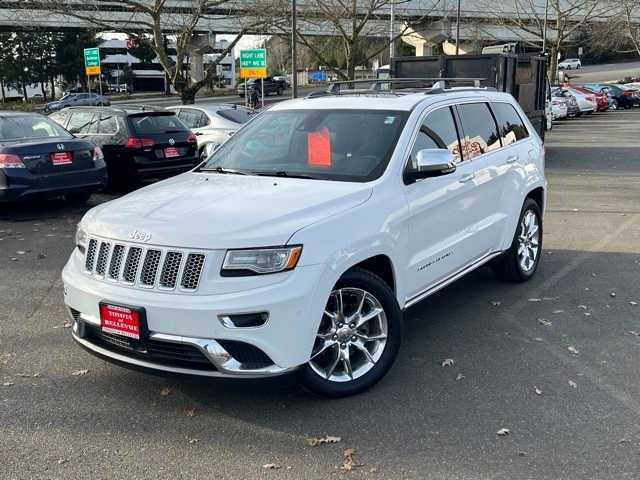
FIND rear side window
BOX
[217,108,252,124]
[410,107,462,164]
[177,109,207,129]
[491,102,529,145]
[456,103,501,159]
[98,114,118,134]
[129,114,187,135]
[67,111,98,134]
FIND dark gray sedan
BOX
[45,93,110,113]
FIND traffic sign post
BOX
[240,49,267,79]
[84,47,102,95]
[240,49,267,109]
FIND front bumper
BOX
[62,251,334,377]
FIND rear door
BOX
[454,101,509,257]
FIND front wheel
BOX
[300,268,403,397]
[491,198,543,282]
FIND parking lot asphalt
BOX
[2,110,640,479]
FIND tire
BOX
[300,268,403,397]
[277,87,283,96]
[64,192,92,205]
[491,198,543,283]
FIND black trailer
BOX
[391,54,548,136]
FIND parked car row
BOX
[548,81,640,127]
[0,102,254,203]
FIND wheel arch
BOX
[343,254,396,294]
[526,186,545,213]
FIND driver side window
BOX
[409,107,463,169]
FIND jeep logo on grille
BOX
[129,230,152,243]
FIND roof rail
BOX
[325,77,487,95]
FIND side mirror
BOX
[406,149,456,183]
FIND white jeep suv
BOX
[63,86,546,397]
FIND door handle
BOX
[459,173,475,183]
[506,155,518,164]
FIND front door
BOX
[403,105,482,301]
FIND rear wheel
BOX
[301,268,403,397]
[491,198,543,283]
[64,192,92,205]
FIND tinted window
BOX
[217,108,253,124]
[0,115,72,141]
[99,114,118,134]
[491,102,529,145]
[130,114,187,135]
[410,107,462,165]
[457,103,501,159]
[67,111,98,134]
[202,109,408,182]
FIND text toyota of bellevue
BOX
[62,87,546,397]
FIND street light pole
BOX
[542,0,549,54]
[291,0,298,98]
[455,0,461,55]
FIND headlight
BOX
[75,226,88,253]
[221,246,302,276]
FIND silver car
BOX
[166,104,254,158]
[45,93,110,113]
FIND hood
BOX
[83,172,373,249]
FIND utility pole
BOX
[542,0,549,54]
[455,0,461,55]
[389,1,395,60]
[291,0,298,98]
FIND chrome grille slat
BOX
[181,254,206,290]
[95,242,111,276]
[140,249,162,287]
[85,239,98,272]
[83,238,206,292]
[159,251,183,289]
[108,245,126,280]
[122,247,143,284]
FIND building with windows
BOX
[99,38,236,93]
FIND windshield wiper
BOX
[255,170,316,179]
[199,166,250,175]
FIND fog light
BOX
[218,312,269,328]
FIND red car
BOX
[573,85,609,112]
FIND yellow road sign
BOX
[240,67,267,79]
[86,65,101,76]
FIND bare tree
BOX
[28,0,282,103]
[281,0,440,81]
[621,0,640,57]
[482,0,611,81]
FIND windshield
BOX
[217,107,253,124]
[201,109,408,182]
[0,115,72,141]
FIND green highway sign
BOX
[84,47,101,75]
[239,49,267,78]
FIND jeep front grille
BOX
[84,238,206,292]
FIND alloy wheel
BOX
[309,288,388,383]
[517,210,540,272]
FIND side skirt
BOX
[403,251,503,310]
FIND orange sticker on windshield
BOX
[308,127,331,167]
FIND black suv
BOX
[237,77,284,97]
[49,107,198,189]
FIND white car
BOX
[558,58,581,70]
[63,85,546,397]
[166,104,254,158]
[567,87,597,115]
[551,97,569,120]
